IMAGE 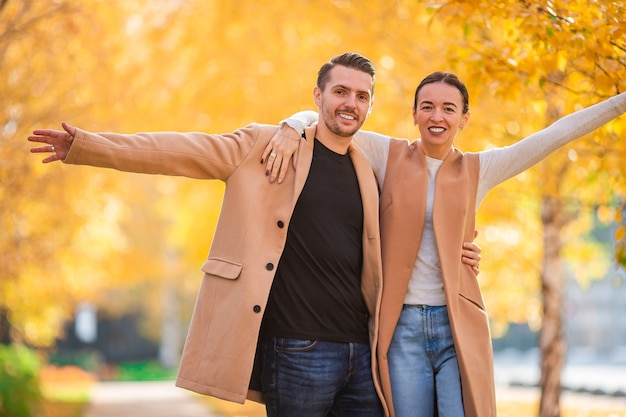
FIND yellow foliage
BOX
[596,205,616,225]
[2,0,625,347]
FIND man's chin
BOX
[335,125,362,138]
[324,119,363,138]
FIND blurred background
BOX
[1,0,625,416]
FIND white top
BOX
[283,92,626,305]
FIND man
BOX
[30,52,384,417]
[29,53,479,416]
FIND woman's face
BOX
[413,81,469,159]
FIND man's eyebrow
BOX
[333,84,371,96]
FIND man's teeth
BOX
[339,113,355,120]
[429,127,444,133]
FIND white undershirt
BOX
[405,156,446,305]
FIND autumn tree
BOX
[0,0,96,346]
[0,0,174,347]
[4,5,624,413]
[425,1,626,416]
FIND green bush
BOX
[0,345,42,417]
[116,360,177,381]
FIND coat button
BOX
[266,263,274,271]
[277,220,284,228]
[253,305,261,313]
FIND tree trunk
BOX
[538,195,566,417]
[0,308,11,344]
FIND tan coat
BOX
[65,123,387,412]
[377,139,496,417]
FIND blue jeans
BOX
[261,338,383,417]
[388,305,464,417]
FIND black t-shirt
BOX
[263,139,369,343]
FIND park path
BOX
[83,378,626,417]
[84,380,222,417]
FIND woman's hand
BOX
[261,124,301,184]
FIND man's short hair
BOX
[316,53,376,94]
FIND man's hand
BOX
[28,122,76,163]
[261,124,301,184]
[462,230,482,274]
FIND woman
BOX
[265,72,626,417]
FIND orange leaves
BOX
[429,0,626,97]
[3,0,625,348]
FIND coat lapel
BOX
[348,142,382,314]
[292,125,316,205]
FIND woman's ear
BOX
[459,111,470,130]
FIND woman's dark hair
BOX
[413,71,469,114]
[317,53,376,94]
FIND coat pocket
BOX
[458,269,486,311]
[201,258,243,280]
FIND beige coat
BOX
[377,139,496,417]
[64,123,386,412]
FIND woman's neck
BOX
[421,143,453,160]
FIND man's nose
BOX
[345,93,357,107]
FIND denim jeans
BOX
[261,337,383,417]
[388,305,464,417]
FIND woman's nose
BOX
[430,109,443,121]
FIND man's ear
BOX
[313,86,322,107]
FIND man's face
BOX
[314,65,374,139]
